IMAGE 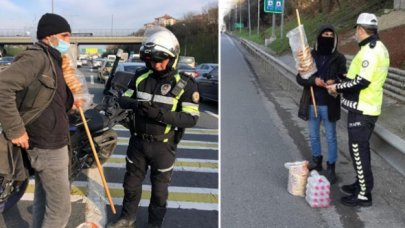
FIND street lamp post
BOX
[111,15,114,36]
[257,0,260,36]
[248,0,251,36]
[239,0,242,32]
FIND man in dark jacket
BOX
[107,27,199,228]
[0,13,74,228]
[296,24,347,184]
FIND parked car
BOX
[177,63,199,78]
[98,59,114,83]
[195,63,218,76]
[76,59,82,68]
[0,56,14,66]
[115,62,146,74]
[196,67,218,102]
[0,56,14,71]
[79,57,90,66]
[178,56,196,68]
[91,58,104,69]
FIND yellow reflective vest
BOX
[337,38,389,116]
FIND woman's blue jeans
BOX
[308,105,337,163]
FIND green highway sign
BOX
[264,0,284,14]
[234,23,244,29]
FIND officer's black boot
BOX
[340,181,359,195]
[106,217,136,228]
[326,162,337,184]
[308,155,323,171]
[341,192,372,207]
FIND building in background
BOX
[144,14,177,29]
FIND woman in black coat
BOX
[296,24,347,184]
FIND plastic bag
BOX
[62,54,94,110]
[284,160,309,197]
[286,25,317,79]
[305,170,331,208]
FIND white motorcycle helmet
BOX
[140,26,180,70]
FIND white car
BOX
[195,63,218,76]
[76,59,82,68]
[115,62,146,74]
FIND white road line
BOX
[117,138,218,150]
[205,111,219,119]
[117,138,218,146]
[20,194,218,211]
[113,126,218,135]
[117,143,218,150]
[225,35,236,47]
[104,163,217,173]
[85,168,107,226]
[27,179,218,195]
[106,155,218,173]
[110,154,218,164]
[111,198,218,211]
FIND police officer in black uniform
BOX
[107,27,200,228]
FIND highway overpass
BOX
[0,36,143,45]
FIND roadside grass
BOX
[230,0,392,54]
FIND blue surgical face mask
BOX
[51,38,70,54]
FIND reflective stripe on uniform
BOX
[158,163,175,172]
[134,73,185,143]
[153,95,176,105]
[137,91,152,101]
[136,71,152,87]
[345,40,389,115]
[182,102,200,117]
[123,89,135,97]
[162,74,183,142]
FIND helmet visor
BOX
[141,43,172,62]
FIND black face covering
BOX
[317,36,334,55]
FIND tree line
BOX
[108,3,218,64]
[224,0,392,33]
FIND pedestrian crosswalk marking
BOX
[23,180,218,211]
[104,162,217,173]
[117,137,218,150]
[107,155,218,169]
[113,126,218,135]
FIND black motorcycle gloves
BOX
[139,102,164,122]
[118,96,138,110]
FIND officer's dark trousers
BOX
[121,135,176,225]
[347,112,378,196]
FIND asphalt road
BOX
[0,66,218,228]
[220,34,333,227]
[221,34,405,228]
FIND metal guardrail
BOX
[346,56,405,103]
[238,37,405,176]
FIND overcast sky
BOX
[0,0,217,32]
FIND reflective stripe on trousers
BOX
[347,112,378,197]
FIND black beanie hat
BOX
[37,13,71,40]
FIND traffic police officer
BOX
[327,13,389,207]
[107,27,200,227]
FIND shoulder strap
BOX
[170,73,190,97]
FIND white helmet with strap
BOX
[139,26,180,70]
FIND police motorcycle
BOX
[0,50,135,213]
